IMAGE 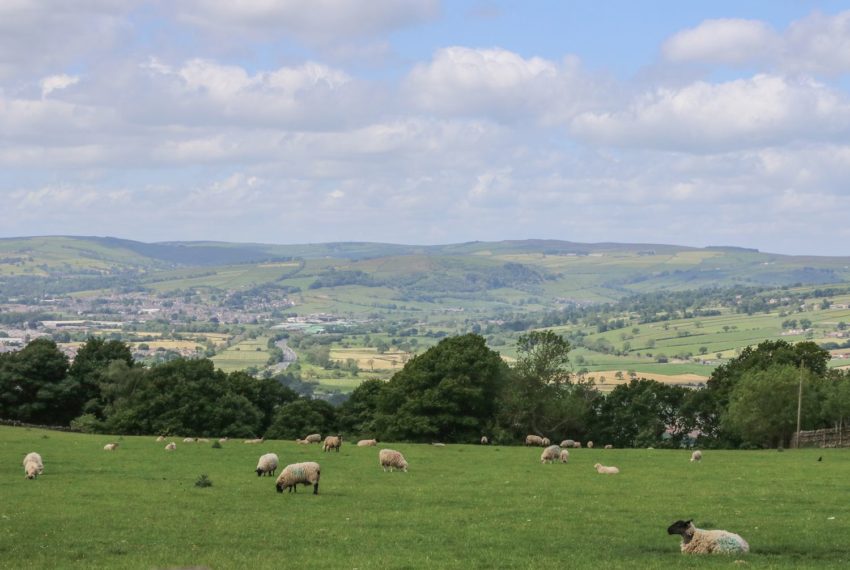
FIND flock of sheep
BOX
[20,432,747,556]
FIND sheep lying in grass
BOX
[256,453,279,477]
[541,445,561,464]
[165,442,176,451]
[304,433,322,444]
[183,437,195,443]
[667,519,749,554]
[197,438,210,443]
[379,449,408,472]
[219,437,228,443]
[357,439,377,447]
[560,439,575,448]
[275,462,321,495]
[243,438,264,444]
[480,436,489,445]
[295,438,310,445]
[593,463,619,474]
[156,436,165,442]
[23,452,43,479]
[604,444,613,449]
[103,443,118,451]
[690,450,702,462]
[559,449,570,463]
[525,435,544,446]
[323,436,342,452]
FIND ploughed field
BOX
[1,427,848,569]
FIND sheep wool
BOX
[183,437,195,443]
[304,434,322,444]
[559,449,570,463]
[197,438,210,443]
[604,444,613,449]
[275,462,321,495]
[165,442,177,451]
[573,442,582,448]
[541,445,561,464]
[541,437,551,446]
[256,453,280,477]
[243,438,264,444]
[587,441,594,449]
[667,520,749,555]
[379,449,408,472]
[560,439,575,448]
[23,452,43,479]
[156,436,166,442]
[103,443,118,451]
[323,436,342,452]
[296,439,310,445]
[357,439,377,447]
[525,435,544,446]
[219,437,229,443]
[480,436,489,445]
[593,463,620,474]
[690,450,703,462]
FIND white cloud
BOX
[40,74,80,98]
[662,19,779,66]
[785,10,850,75]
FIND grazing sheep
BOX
[295,438,310,445]
[573,442,582,448]
[587,441,594,449]
[156,436,166,442]
[304,434,322,444]
[256,453,280,477]
[559,449,570,463]
[323,435,342,452]
[525,435,544,446]
[275,462,321,495]
[22,452,43,479]
[219,437,229,443]
[379,449,408,472]
[103,443,118,451]
[243,438,264,444]
[667,519,749,555]
[593,463,620,474]
[480,436,489,445]
[560,439,575,448]
[541,437,551,446]
[183,437,195,443]
[540,445,561,464]
[690,450,702,462]
[357,439,377,447]
[431,443,446,447]
[197,438,210,443]
[604,444,613,449]
[165,442,176,451]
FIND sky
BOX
[2,1,850,255]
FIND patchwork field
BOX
[2,427,848,569]
[211,337,271,372]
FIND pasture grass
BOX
[2,427,849,568]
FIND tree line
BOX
[1,334,848,448]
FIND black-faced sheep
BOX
[667,519,749,554]
[480,436,489,445]
[256,453,279,477]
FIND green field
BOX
[211,337,271,372]
[3,427,849,568]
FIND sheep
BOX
[379,449,408,472]
[604,444,613,449]
[560,439,575,448]
[667,519,749,555]
[587,441,594,449]
[275,462,321,495]
[323,435,342,452]
[243,438,264,444]
[559,449,570,463]
[540,445,561,464]
[103,443,118,451]
[183,437,195,443]
[357,439,377,447]
[156,436,166,442]
[295,438,310,445]
[480,436,489,445]
[593,463,620,474]
[256,453,280,477]
[541,437,551,446]
[219,437,229,443]
[304,433,322,444]
[573,442,582,448]
[525,435,544,446]
[690,450,703,462]
[22,452,43,479]
[197,438,210,443]
[165,442,176,451]
[431,443,446,447]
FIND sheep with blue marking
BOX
[667,519,749,554]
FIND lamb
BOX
[379,449,408,472]
[604,444,613,449]
[304,433,322,444]
[323,435,342,452]
[256,453,280,477]
[559,449,570,463]
[587,441,594,449]
[560,439,575,448]
[275,462,321,495]
[690,450,702,462]
[480,436,489,445]
[541,437,551,446]
[165,442,176,451]
[593,463,620,474]
[357,439,377,447]
[103,443,119,451]
[23,452,43,479]
[525,435,544,446]
[667,519,749,555]
[540,445,561,464]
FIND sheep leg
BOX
[313,481,319,495]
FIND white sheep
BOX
[573,442,582,448]
[156,436,165,442]
[243,438,264,444]
[103,443,118,451]
[559,449,570,463]
[604,444,613,449]
[197,438,210,443]
[586,441,594,449]
[379,449,408,472]
[22,452,43,479]
[560,439,575,448]
[480,436,489,445]
[165,442,176,451]
[323,435,342,452]
[541,437,551,446]
[256,453,280,477]
[219,437,229,443]
[540,445,561,464]
[182,437,195,443]
[357,439,377,447]
[690,450,702,462]
[275,462,321,495]
[295,438,310,445]
[525,435,544,446]
[593,463,620,474]
[667,519,749,554]
[304,433,322,444]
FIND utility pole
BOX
[795,361,804,449]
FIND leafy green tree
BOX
[337,379,385,436]
[60,337,134,422]
[823,371,850,431]
[0,338,69,424]
[265,398,337,439]
[375,334,509,443]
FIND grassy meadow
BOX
[2,426,849,569]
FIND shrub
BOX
[194,474,213,488]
